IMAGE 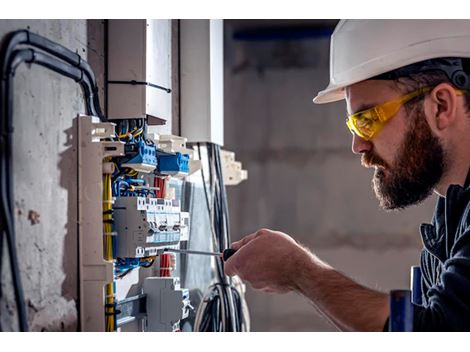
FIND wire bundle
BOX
[0,30,105,332]
[105,282,116,332]
[193,143,250,332]
[116,119,144,141]
[115,257,156,279]
[103,171,115,262]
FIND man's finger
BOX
[223,252,239,276]
[231,231,259,250]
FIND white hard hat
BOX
[313,19,470,104]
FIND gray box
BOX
[108,20,172,121]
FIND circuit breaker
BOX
[114,196,189,258]
[144,277,191,332]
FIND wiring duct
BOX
[0,30,105,332]
[193,143,249,332]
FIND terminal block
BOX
[150,133,201,175]
[121,139,158,173]
[114,196,189,258]
[144,277,191,332]
[156,151,190,176]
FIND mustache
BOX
[361,151,388,169]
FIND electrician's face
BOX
[346,80,445,210]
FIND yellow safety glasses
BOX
[346,86,432,141]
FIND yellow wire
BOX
[103,159,115,332]
[132,128,143,138]
[105,282,115,332]
[117,127,143,140]
[103,172,113,262]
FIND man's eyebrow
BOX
[349,103,376,116]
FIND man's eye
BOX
[356,118,373,128]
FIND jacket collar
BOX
[420,168,470,263]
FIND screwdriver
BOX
[163,248,237,261]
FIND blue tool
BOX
[389,289,413,332]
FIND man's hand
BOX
[224,228,313,293]
[224,227,389,331]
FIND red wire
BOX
[160,253,172,277]
[154,177,167,199]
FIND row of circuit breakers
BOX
[104,119,193,332]
[82,115,247,332]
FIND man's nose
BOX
[351,133,372,154]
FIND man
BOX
[224,20,470,331]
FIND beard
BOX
[361,105,446,210]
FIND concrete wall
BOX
[223,20,437,331]
[0,20,104,331]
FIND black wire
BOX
[0,30,106,332]
[24,30,104,119]
[195,142,246,331]
[0,57,28,332]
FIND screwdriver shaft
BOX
[163,248,221,257]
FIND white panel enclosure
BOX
[180,19,224,145]
[107,19,172,123]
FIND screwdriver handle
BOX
[222,248,237,261]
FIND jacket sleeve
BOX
[413,220,470,331]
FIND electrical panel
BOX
[0,25,250,333]
[78,115,201,332]
[76,20,250,333]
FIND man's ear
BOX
[425,83,459,132]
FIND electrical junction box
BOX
[107,19,172,123]
[114,196,189,258]
[143,277,191,332]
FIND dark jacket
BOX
[413,169,470,331]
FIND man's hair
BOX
[394,71,470,116]
[373,58,470,116]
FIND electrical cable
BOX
[1,30,104,120]
[0,30,106,332]
[193,142,249,332]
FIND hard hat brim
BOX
[312,86,345,104]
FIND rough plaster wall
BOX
[0,20,100,331]
[223,21,437,331]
